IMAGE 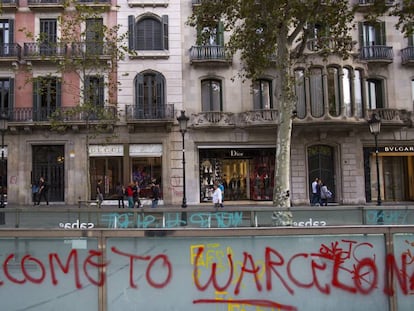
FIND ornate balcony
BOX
[125,104,175,132]
[71,42,112,59]
[23,42,67,60]
[359,46,393,63]
[127,0,169,7]
[401,47,414,65]
[367,108,411,126]
[191,111,236,128]
[27,0,65,9]
[1,0,19,11]
[189,45,232,66]
[0,43,22,61]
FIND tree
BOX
[188,0,410,225]
[19,0,129,201]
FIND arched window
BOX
[134,71,165,118]
[128,15,169,51]
[252,79,273,110]
[294,69,306,119]
[201,79,222,111]
[327,66,341,117]
[310,67,324,118]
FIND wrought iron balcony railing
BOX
[23,42,67,58]
[27,0,64,4]
[359,46,393,62]
[189,45,231,63]
[0,43,22,58]
[125,104,175,121]
[71,42,112,58]
[401,47,414,65]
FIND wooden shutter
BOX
[358,22,364,47]
[162,15,169,50]
[135,74,144,107]
[376,22,386,45]
[8,78,14,114]
[8,19,14,44]
[217,21,224,46]
[128,15,136,50]
[56,79,62,108]
[408,34,414,47]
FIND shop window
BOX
[134,71,165,118]
[201,79,222,111]
[252,79,273,110]
[366,78,385,109]
[90,157,123,199]
[309,67,324,118]
[128,14,169,51]
[131,157,162,199]
[327,66,341,117]
[294,69,306,119]
[0,78,13,116]
[33,76,61,121]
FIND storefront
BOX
[198,147,275,202]
[364,145,414,203]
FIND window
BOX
[33,77,61,121]
[0,19,14,56]
[359,21,386,47]
[40,19,57,56]
[411,79,414,107]
[253,79,272,110]
[354,69,364,118]
[197,22,224,46]
[309,67,324,118]
[327,67,341,117]
[366,78,385,109]
[86,18,104,55]
[85,76,104,107]
[201,79,222,111]
[342,67,352,117]
[128,15,168,51]
[0,78,13,115]
[134,71,165,118]
[294,69,306,119]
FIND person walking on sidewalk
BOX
[35,176,49,205]
[116,182,125,208]
[96,179,104,208]
[212,182,222,209]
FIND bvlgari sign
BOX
[383,146,414,152]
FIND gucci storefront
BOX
[198,147,275,202]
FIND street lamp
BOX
[177,110,189,209]
[368,113,381,206]
[0,112,8,212]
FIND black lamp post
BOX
[368,113,382,206]
[0,113,8,211]
[177,110,189,209]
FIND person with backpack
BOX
[320,181,332,206]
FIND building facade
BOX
[1,0,413,206]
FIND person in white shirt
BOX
[212,183,222,209]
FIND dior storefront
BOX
[198,147,275,202]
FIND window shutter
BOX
[9,78,14,113]
[56,79,62,108]
[217,21,224,46]
[155,73,164,116]
[409,34,414,47]
[377,22,386,45]
[135,74,144,107]
[9,19,14,44]
[162,15,169,50]
[128,15,136,50]
[358,22,364,47]
[98,77,104,107]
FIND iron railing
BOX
[401,46,414,64]
[125,104,175,121]
[23,42,67,58]
[0,43,21,58]
[189,45,230,62]
[359,45,394,61]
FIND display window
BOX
[199,148,275,202]
[131,157,162,199]
[90,157,123,199]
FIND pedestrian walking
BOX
[115,182,125,208]
[320,181,332,206]
[212,182,222,209]
[96,179,104,208]
[125,183,134,208]
[311,177,320,206]
[151,179,160,208]
[35,176,49,205]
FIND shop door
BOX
[383,156,411,201]
[308,145,335,201]
[32,145,65,202]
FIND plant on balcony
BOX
[18,0,129,202]
[188,0,411,226]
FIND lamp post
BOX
[177,110,189,209]
[368,112,382,208]
[0,113,8,220]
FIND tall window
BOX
[0,78,13,115]
[40,19,57,56]
[33,77,61,121]
[366,78,385,109]
[327,66,341,117]
[310,67,324,118]
[201,79,222,112]
[85,76,104,107]
[342,67,352,117]
[0,19,13,56]
[354,69,364,118]
[253,79,272,110]
[197,22,224,46]
[134,71,165,118]
[128,15,169,51]
[294,69,306,119]
[86,18,103,54]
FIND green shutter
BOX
[162,15,169,50]
[217,21,224,46]
[9,19,14,44]
[98,77,104,107]
[135,74,144,107]
[128,15,136,50]
[377,22,386,45]
[56,79,61,108]
[408,34,413,47]
[9,78,14,114]
[358,22,364,47]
